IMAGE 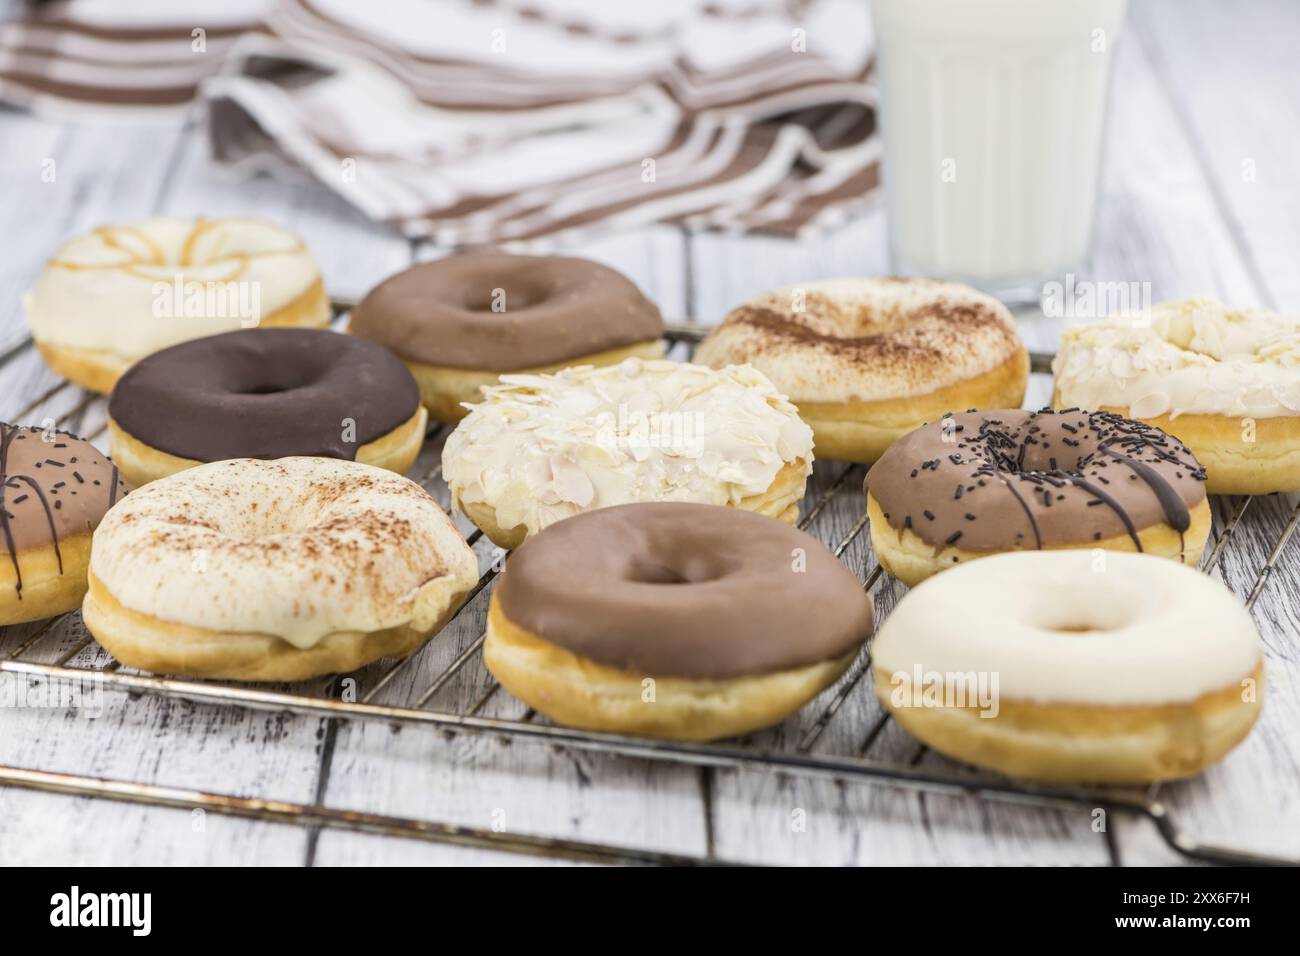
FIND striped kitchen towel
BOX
[0,0,879,245]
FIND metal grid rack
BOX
[1,313,1297,867]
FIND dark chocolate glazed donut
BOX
[866,408,1209,554]
[495,502,873,680]
[108,328,419,462]
[0,423,128,598]
[349,252,664,370]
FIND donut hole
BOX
[220,363,326,398]
[798,292,913,338]
[623,557,729,586]
[966,422,1092,476]
[233,381,294,396]
[460,282,547,314]
[1027,589,1141,635]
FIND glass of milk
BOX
[871,0,1127,302]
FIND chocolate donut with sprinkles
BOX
[0,423,129,624]
[864,408,1210,586]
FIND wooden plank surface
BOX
[0,0,1298,865]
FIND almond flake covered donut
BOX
[441,358,814,549]
[83,457,479,681]
[695,277,1029,463]
[24,217,330,393]
[1052,297,1300,493]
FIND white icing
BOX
[442,358,814,538]
[1052,297,1300,419]
[695,276,1024,403]
[24,217,322,359]
[90,458,479,648]
[872,550,1261,706]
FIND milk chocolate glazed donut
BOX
[350,252,665,422]
[486,502,874,741]
[0,423,130,624]
[865,408,1211,586]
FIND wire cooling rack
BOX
[0,309,1297,867]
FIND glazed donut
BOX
[350,252,665,423]
[486,502,873,740]
[872,550,1263,783]
[106,328,426,487]
[82,457,478,681]
[24,217,331,393]
[1052,297,1300,494]
[694,277,1029,463]
[0,424,130,624]
[865,408,1210,587]
[442,358,814,549]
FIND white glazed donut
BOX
[441,358,815,549]
[1052,297,1300,493]
[83,457,479,681]
[694,277,1029,463]
[24,217,331,393]
[872,550,1264,783]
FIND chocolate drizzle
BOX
[866,409,1208,557]
[0,423,130,599]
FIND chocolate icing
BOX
[495,502,873,679]
[109,328,419,462]
[865,408,1208,554]
[350,252,664,371]
[0,423,129,598]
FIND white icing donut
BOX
[87,457,478,650]
[695,277,1025,405]
[871,550,1264,781]
[441,358,814,545]
[24,217,327,360]
[693,277,1028,463]
[873,550,1259,707]
[1052,297,1300,419]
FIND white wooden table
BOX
[0,0,1297,866]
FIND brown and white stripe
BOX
[0,0,879,243]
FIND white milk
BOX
[871,0,1127,299]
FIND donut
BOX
[1052,297,1300,494]
[486,502,873,740]
[106,328,426,487]
[694,277,1029,463]
[872,550,1264,782]
[349,252,665,423]
[442,358,815,549]
[82,457,478,681]
[24,217,331,394]
[865,408,1210,587]
[0,424,130,625]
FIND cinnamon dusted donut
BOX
[695,278,1029,463]
[1052,297,1300,494]
[24,217,330,393]
[486,503,874,740]
[442,358,815,549]
[350,252,665,423]
[107,328,426,487]
[873,551,1263,782]
[865,409,1211,586]
[0,424,130,624]
[82,458,478,681]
